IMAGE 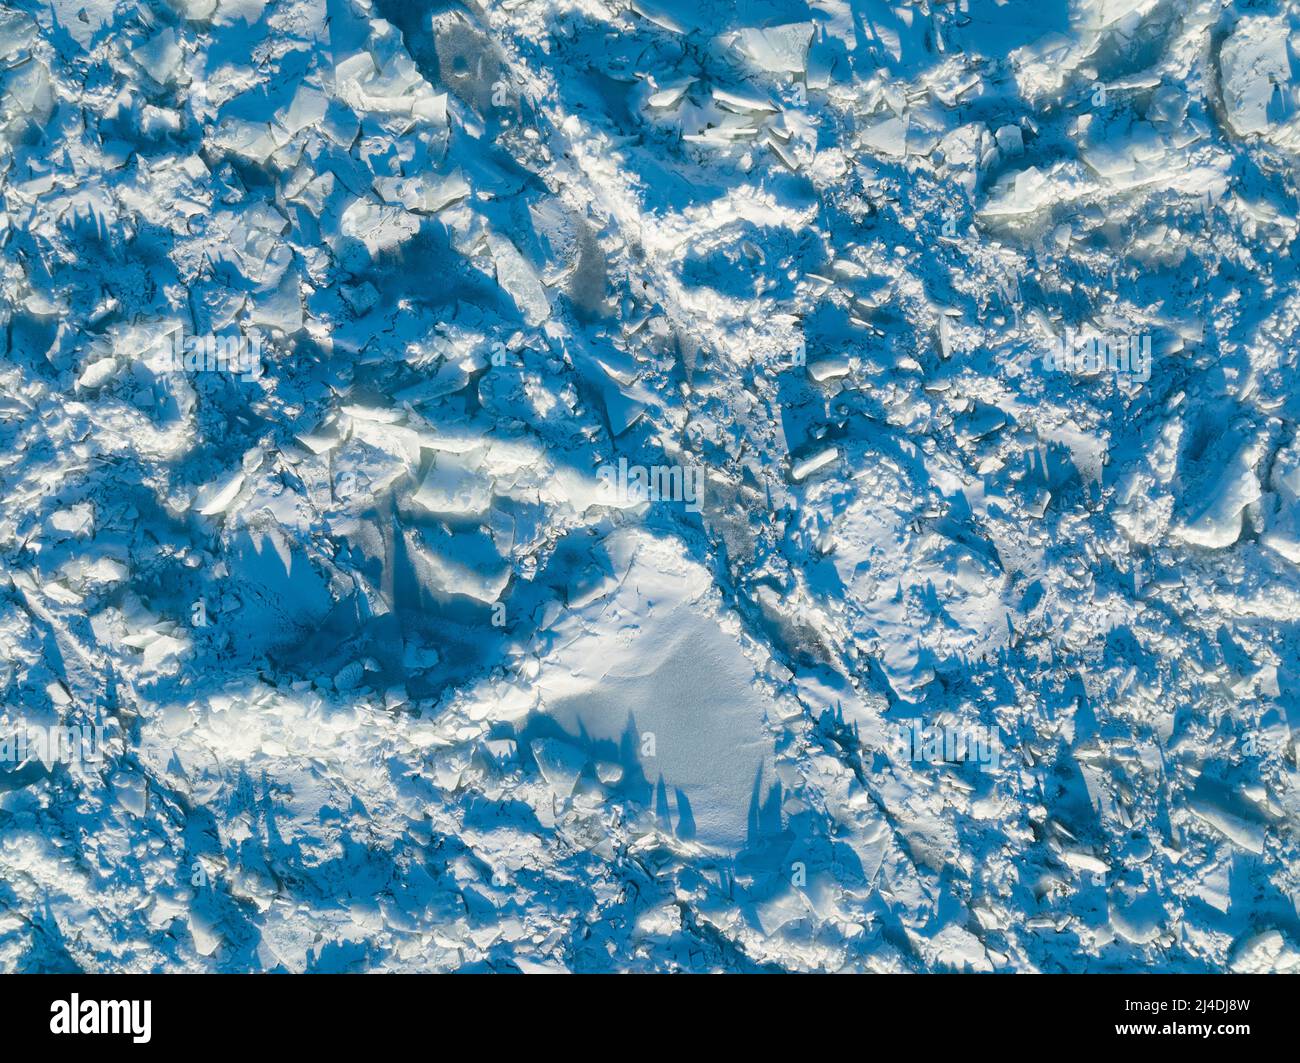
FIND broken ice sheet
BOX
[411,450,492,518]
[3,0,1299,978]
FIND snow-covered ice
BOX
[2,0,1300,973]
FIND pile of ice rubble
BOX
[3,0,1300,972]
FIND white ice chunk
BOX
[792,447,838,481]
[277,85,329,135]
[194,471,245,516]
[132,29,183,86]
[487,233,550,327]
[726,24,814,74]
[1060,850,1109,875]
[994,124,1024,157]
[1230,930,1300,973]
[1188,792,1266,853]
[530,738,586,798]
[860,114,908,158]
[1172,439,1262,549]
[1220,17,1291,137]
[339,198,421,254]
[1262,434,1300,562]
[77,358,118,390]
[412,452,491,517]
